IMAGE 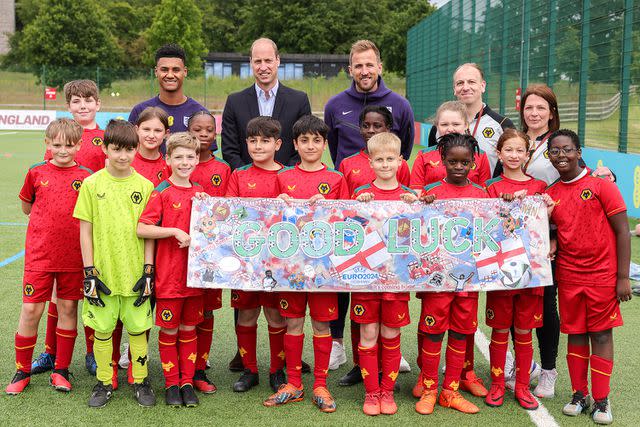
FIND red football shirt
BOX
[546,172,626,287]
[44,126,106,173]
[226,163,283,198]
[191,156,231,197]
[131,152,168,187]
[19,161,92,271]
[410,146,491,190]
[277,163,349,200]
[139,180,202,298]
[353,182,416,301]
[339,150,410,195]
[485,174,547,198]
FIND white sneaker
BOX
[529,360,541,384]
[118,342,130,369]
[328,341,346,370]
[506,360,539,390]
[592,397,613,425]
[563,391,592,416]
[399,355,411,373]
[534,368,557,398]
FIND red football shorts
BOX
[278,292,339,321]
[350,297,410,328]
[23,270,83,303]
[203,288,222,312]
[419,293,479,335]
[485,290,544,330]
[230,290,279,310]
[156,296,204,329]
[558,283,623,334]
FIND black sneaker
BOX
[301,360,311,374]
[269,369,286,392]
[233,369,259,392]
[88,382,113,408]
[165,385,183,407]
[181,384,199,407]
[133,379,156,407]
[339,365,363,386]
[228,350,244,372]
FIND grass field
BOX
[1,130,639,426]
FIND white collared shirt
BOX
[255,81,279,117]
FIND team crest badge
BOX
[318,182,330,195]
[131,191,142,204]
[211,174,222,187]
[92,137,103,146]
[24,284,35,296]
[580,189,593,200]
[161,309,173,321]
[424,315,436,327]
[71,180,82,191]
[486,308,495,320]
[280,299,289,310]
[482,127,495,138]
[353,304,365,316]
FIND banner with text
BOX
[0,110,56,130]
[187,196,552,293]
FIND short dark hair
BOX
[548,129,581,150]
[359,105,393,129]
[437,132,479,160]
[155,43,186,65]
[187,110,217,133]
[292,115,328,140]
[104,119,139,149]
[246,116,281,139]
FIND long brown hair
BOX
[520,84,560,134]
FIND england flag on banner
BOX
[330,231,391,273]
[474,237,531,287]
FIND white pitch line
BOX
[0,132,18,136]
[474,329,560,427]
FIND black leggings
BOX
[330,292,351,339]
[536,283,560,370]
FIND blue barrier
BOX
[56,111,128,129]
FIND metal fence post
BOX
[499,1,508,115]
[42,65,46,110]
[547,0,557,88]
[618,0,633,153]
[520,0,531,91]
[578,0,591,145]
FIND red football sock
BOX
[236,324,258,373]
[350,321,360,365]
[195,317,214,371]
[178,328,197,386]
[462,333,475,374]
[443,335,466,391]
[44,302,58,355]
[268,325,286,373]
[158,331,179,387]
[313,334,332,389]
[567,343,590,396]
[590,354,613,401]
[284,333,304,388]
[489,330,509,385]
[420,336,442,391]
[380,334,401,392]
[358,343,379,394]
[84,326,95,354]
[15,333,37,374]
[417,331,425,369]
[111,321,123,364]
[514,331,534,388]
[54,328,77,370]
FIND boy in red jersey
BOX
[226,116,287,393]
[137,132,203,407]
[262,115,347,412]
[545,130,631,424]
[36,80,107,377]
[416,133,488,416]
[132,107,170,186]
[188,111,231,393]
[351,132,417,416]
[6,119,92,395]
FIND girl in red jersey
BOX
[132,107,170,187]
[415,133,490,416]
[483,129,548,410]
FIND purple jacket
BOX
[324,77,414,168]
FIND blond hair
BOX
[367,132,400,156]
[434,101,469,126]
[349,39,381,64]
[166,132,200,157]
[45,118,83,145]
[64,79,99,103]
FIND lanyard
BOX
[470,106,484,137]
[523,130,552,172]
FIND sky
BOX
[431,0,450,7]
